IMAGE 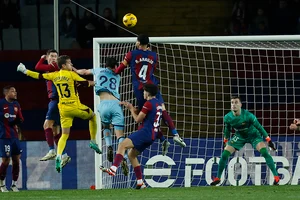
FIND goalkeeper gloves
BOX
[265,136,277,151]
[17,63,27,74]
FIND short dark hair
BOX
[137,34,149,45]
[46,49,58,55]
[57,55,71,68]
[143,84,158,97]
[105,57,117,69]
[231,96,242,102]
[3,85,14,95]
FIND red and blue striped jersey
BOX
[35,58,59,99]
[0,98,24,139]
[139,98,162,140]
[124,49,159,90]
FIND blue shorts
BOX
[0,138,22,158]
[97,100,124,130]
[134,87,164,110]
[46,100,60,125]
[128,129,157,153]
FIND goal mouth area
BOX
[93,35,300,189]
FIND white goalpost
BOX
[93,35,300,189]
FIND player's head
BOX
[136,34,149,48]
[105,57,118,70]
[46,49,58,64]
[3,85,17,101]
[143,84,158,99]
[57,55,73,71]
[231,96,242,113]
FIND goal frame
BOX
[93,35,300,189]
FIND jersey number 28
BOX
[99,76,117,90]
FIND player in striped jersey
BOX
[115,34,186,149]
[0,86,23,192]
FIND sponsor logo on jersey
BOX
[4,113,16,118]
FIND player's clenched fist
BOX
[120,101,133,109]
[290,119,300,131]
[17,63,27,74]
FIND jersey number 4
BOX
[57,83,71,98]
[138,65,148,81]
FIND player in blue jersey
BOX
[73,57,129,175]
[35,49,71,167]
[114,34,186,148]
[101,84,163,189]
[0,86,23,192]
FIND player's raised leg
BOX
[88,114,102,154]
[256,140,280,185]
[40,118,56,161]
[102,123,113,162]
[100,137,133,177]
[56,130,70,173]
[52,126,71,168]
[115,129,129,176]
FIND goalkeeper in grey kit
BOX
[211,96,280,186]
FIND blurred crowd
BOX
[0,0,118,49]
[1,0,300,50]
[227,0,300,35]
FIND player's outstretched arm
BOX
[250,114,277,151]
[73,67,93,76]
[120,101,145,123]
[115,52,131,74]
[17,63,51,80]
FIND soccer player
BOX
[35,49,70,168]
[114,34,186,148]
[0,86,23,192]
[210,96,280,186]
[289,119,300,131]
[100,84,163,189]
[73,57,129,175]
[17,55,102,173]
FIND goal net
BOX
[93,35,300,189]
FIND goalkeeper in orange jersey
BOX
[210,96,280,186]
[17,55,102,173]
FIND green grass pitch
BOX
[1,186,299,200]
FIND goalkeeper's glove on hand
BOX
[223,138,228,150]
[266,136,277,151]
[17,63,27,74]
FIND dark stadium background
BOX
[0,0,299,140]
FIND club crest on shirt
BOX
[14,107,18,112]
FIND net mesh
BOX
[94,39,300,188]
